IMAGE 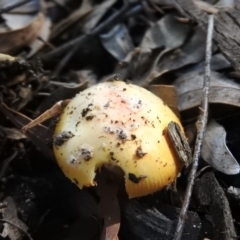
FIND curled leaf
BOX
[201,120,240,175]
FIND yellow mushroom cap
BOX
[53,81,183,198]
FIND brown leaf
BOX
[0,0,41,30]
[0,13,45,54]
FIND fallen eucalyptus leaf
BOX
[145,27,206,85]
[133,13,190,85]
[0,0,45,54]
[0,13,45,54]
[201,120,240,175]
[174,71,240,111]
[100,24,134,61]
[176,53,231,77]
[139,13,190,53]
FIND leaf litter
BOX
[201,120,240,175]
[0,0,240,239]
[174,71,240,111]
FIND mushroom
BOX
[53,81,184,198]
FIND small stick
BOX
[43,2,142,64]
[21,100,70,133]
[173,14,214,240]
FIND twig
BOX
[173,14,214,240]
[52,2,132,75]
[44,2,143,74]
[44,3,131,61]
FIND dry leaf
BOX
[100,24,134,61]
[147,27,206,84]
[0,0,41,30]
[0,197,29,240]
[176,53,231,77]
[201,120,240,175]
[139,13,190,53]
[0,13,45,54]
[174,71,240,111]
[133,13,190,85]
